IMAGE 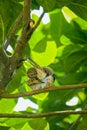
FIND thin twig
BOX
[0,110,87,118]
[27,57,43,70]
[4,10,23,50]
[69,105,87,130]
[69,116,81,130]
[33,10,45,30]
[0,83,87,98]
[26,11,45,39]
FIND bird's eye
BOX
[53,74,56,81]
[46,71,50,76]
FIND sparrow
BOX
[27,66,55,90]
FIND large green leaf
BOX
[31,0,39,10]
[36,0,87,20]
[29,29,45,50]
[49,9,67,46]
[7,66,26,92]
[64,21,87,45]
[46,9,87,47]
[77,116,87,130]
[1,118,31,129]
[64,50,87,73]
[33,38,47,52]
[55,0,71,8]
[0,0,22,43]
[0,99,15,113]
[31,41,57,66]
[58,72,87,85]
[29,118,47,130]
[36,0,56,12]
[22,122,33,130]
[73,17,87,30]
[67,0,87,21]
[36,0,71,12]
[0,126,10,130]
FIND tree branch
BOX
[0,47,8,64]
[0,0,45,90]
[0,0,31,89]
[23,0,30,28]
[0,110,87,118]
[12,0,31,58]
[8,0,31,78]
[4,10,23,50]
[33,10,45,30]
[0,83,87,98]
[26,11,45,39]
[0,47,9,90]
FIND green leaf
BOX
[36,0,71,12]
[49,9,72,46]
[9,127,16,130]
[56,0,71,8]
[73,17,87,30]
[64,50,87,73]
[12,0,23,2]
[61,44,82,59]
[7,66,26,92]
[3,118,30,129]
[0,0,22,42]
[77,116,87,130]
[36,0,56,12]
[67,20,87,45]
[29,118,47,130]
[0,99,15,113]
[0,126,10,130]
[31,41,57,66]
[29,29,45,50]
[22,122,33,130]
[67,0,87,21]
[58,72,87,85]
[33,93,48,101]
[31,0,39,10]
[33,38,47,52]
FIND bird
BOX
[27,66,55,90]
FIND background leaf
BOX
[0,0,22,43]
[1,0,87,130]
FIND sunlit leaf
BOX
[0,99,15,113]
[22,122,33,130]
[29,118,47,130]
[31,41,57,66]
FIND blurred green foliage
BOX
[0,0,87,130]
